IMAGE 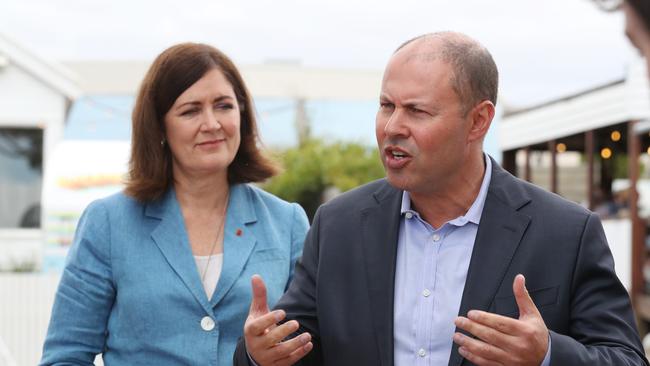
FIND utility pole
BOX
[294,98,311,146]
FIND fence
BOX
[0,273,59,366]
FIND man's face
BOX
[624,2,650,74]
[375,44,474,196]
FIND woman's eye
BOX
[180,109,198,116]
[215,103,234,110]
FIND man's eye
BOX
[380,103,394,109]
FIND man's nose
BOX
[383,108,407,136]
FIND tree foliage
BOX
[263,139,385,221]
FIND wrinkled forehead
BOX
[384,46,452,83]
[381,52,456,104]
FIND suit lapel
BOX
[449,161,532,366]
[210,184,257,308]
[147,188,214,315]
[360,181,402,366]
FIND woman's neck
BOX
[173,167,230,213]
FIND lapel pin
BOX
[236,229,243,236]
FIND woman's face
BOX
[164,68,241,179]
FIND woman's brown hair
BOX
[124,43,278,202]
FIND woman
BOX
[40,43,309,365]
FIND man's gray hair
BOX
[396,32,499,115]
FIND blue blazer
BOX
[41,184,309,365]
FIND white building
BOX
[0,34,80,271]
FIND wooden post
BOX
[586,131,595,210]
[629,120,643,299]
[525,146,532,182]
[548,140,558,193]
[502,150,517,176]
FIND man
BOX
[234,32,649,366]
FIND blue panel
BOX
[64,95,133,140]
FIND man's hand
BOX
[244,275,313,366]
[453,274,549,366]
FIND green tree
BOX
[263,139,385,221]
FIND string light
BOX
[601,148,612,159]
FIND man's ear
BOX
[467,100,495,143]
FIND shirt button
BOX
[200,316,215,331]
[418,348,426,357]
[422,289,431,297]
[432,234,441,242]
[405,212,413,219]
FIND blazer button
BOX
[201,316,215,331]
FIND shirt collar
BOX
[400,153,492,226]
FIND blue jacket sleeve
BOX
[40,200,116,365]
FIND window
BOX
[0,127,42,228]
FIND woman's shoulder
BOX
[83,190,142,217]
[93,190,139,207]
[234,184,307,220]
[236,184,290,207]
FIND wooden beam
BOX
[628,120,643,299]
[548,140,557,193]
[501,150,517,176]
[586,131,595,210]
[525,147,531,182]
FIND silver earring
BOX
[160,139,166,146]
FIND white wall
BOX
[602,218,632,291]
[0,59,67,157]
[0,273,59,366]
[0,60,68,269]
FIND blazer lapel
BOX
[449,161,532,366]
[210,184,257,308]
[360,181,402,366]
[147,188,214,315]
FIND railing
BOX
[0,273,59,366]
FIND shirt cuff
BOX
[540,333,552,366]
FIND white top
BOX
[194,254,224,301]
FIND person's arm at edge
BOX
[549,213,648,365]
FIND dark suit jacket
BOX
[235,159,648,366]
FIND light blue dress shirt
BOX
[393,155,550,366]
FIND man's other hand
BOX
[453,274,549,366]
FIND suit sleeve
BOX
[549,213,649,365]
[40,201,116,366]
[234,205,324,366]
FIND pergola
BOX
[499,59,650,327]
